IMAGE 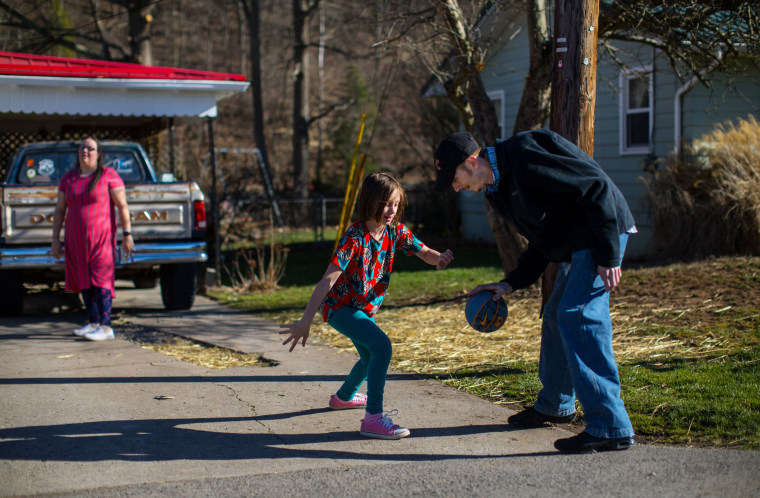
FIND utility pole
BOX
[549,0,600,151]
[542,0,600,308]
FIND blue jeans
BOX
[328,306,392,415]
[533,234,634,439]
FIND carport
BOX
[0,51,249,172]
[0,51,251,278]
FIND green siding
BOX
[481,24,530,137]
[682,67,760,144]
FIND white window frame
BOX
[488,90,506,139]
[619,66,654,155]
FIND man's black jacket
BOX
[484,129,635,291]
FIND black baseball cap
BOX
[433,132,479,192]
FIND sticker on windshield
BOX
[38,158,55,176]
[26,168,37,179]
[109,157,134,174]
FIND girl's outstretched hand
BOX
[437,249,454,269]
[279,320,310,352]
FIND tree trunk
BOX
[512,0,555,299]
[467,73,528,272]
[292,0,311,199]
[468,0,557,275]
[514,0,553,134]
[485,0,556,276]
[127,1,155,65]
[436,0,529,275]
[240,0,272,180]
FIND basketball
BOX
[465,291,508,333]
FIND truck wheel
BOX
[160,263,197,310]
[133,272,158,289]
[0,270,24,316]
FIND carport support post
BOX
[169,117,176,177]
[207,117,221,285]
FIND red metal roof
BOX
[0,51,246,81]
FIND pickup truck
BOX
[0,140,208,316]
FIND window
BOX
[16,152,78,185]
[15,148,145,185]
[620,67,653,154]
[102,149,145,183]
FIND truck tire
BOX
[132,271,158,289]
[0,270,24,316]
[160,263,197,310]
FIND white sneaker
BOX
[74,323,99,336]
[83,326,115,341]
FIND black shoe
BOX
[554,431,636,454]
[507,406,576,428]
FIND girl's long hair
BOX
[357,172,407,224]
[79,136,105,194]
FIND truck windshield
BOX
[15,149,145,185]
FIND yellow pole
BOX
[345,154,367,229]
[333,114,366,253]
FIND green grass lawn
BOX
[209,242,760,450]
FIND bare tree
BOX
[374,0,531,271]
[599,1,759,87]
[0,0,155,63]
[292,0,320,198]
[514,0,552,133]
[435,0,530,271]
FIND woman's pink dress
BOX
[58,167,124,296]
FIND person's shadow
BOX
[0,408,556,462]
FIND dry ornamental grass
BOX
[646,115,760,258]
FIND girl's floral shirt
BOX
[321,220,424,322]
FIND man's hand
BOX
[468,281,513,300]
[597,265,622,292]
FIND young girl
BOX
[280,172,454,439]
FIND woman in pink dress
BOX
[51,136,134,341]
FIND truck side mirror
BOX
[159,173,175,183]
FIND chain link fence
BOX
[215,189,460,249]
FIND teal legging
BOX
[328,306,392,415]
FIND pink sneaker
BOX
[360,409,410,439]
[329,393,367,410]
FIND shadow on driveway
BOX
[0,414,556,463]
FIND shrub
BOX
[646,115,760,258]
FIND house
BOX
[435,8,760,260]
